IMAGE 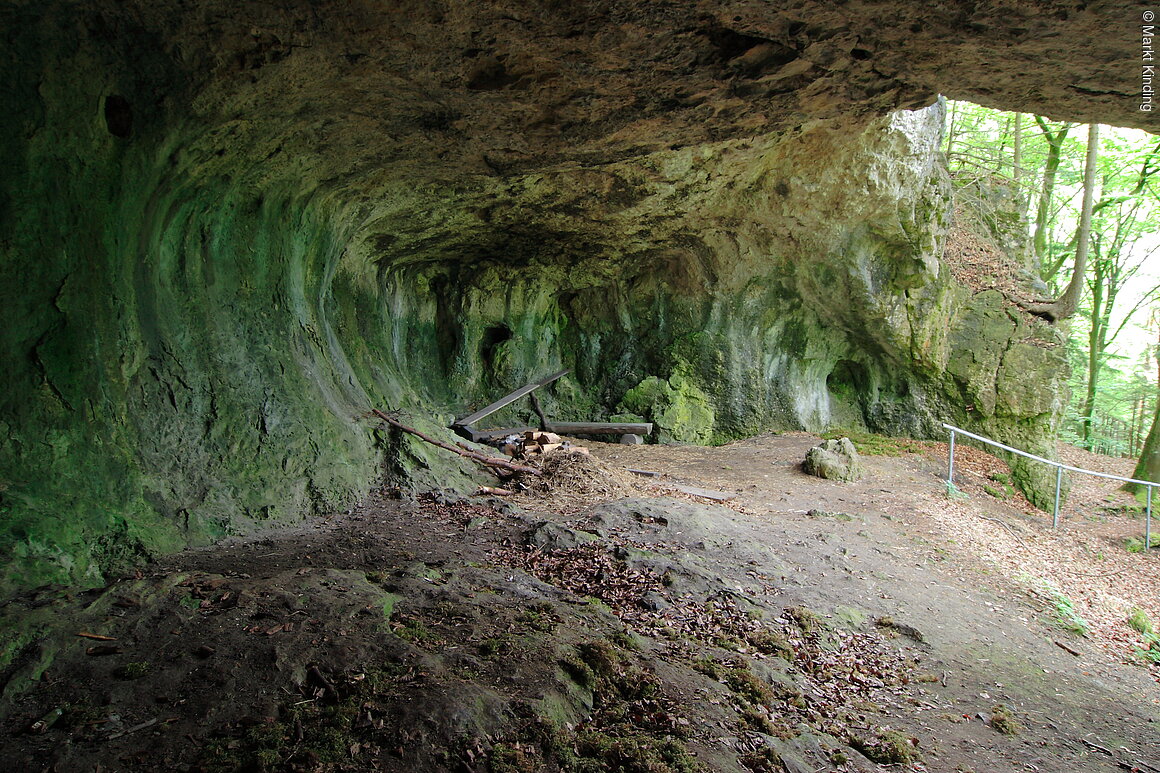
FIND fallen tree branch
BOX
[371,410,541,477]
[529,391,549,431]
[1077,737,1160,773]
[975,513,1030,552]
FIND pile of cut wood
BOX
[495,430,590,460]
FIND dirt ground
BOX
[1,431,1158,773]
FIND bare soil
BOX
[1,432,1157,773]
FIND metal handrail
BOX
[943,423,1154,551]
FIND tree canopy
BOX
[943,101,1160,473]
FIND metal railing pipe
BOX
[948,429,956,484]
[941,423,1157,547]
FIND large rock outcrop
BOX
[0,0,1134,590]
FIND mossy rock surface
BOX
[803,438,865,482]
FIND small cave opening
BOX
[827,359,870,429]
[103,94,133,138]
[827,359,869,397]
[480,324,513,379]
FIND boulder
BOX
[525,522,599,551]
[803,438,864,482]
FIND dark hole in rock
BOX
[466,56,513,90]
[481,324,513,377]
[850,48,873,61]
[827,359,869,398]
[828,359,871,429]
[103,94,132,138]
[705,26,769,63]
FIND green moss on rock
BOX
[619,372,716,444]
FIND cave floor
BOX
[1,432,1158,772]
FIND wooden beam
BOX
[545,421,653,436]
[462,426,535,442]
[455,369,570,427]
[670,484,737,502]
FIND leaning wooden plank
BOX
[670,484,737,502]
[626,468,661,478]
[455,369,570,427]
[545,422,653,435]
[371,410,541,476]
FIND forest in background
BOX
[942,102,1160,481]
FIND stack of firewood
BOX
[497,430,590,459]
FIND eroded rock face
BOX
[0,1,1122,589]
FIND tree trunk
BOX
[1081,256,1107,449]
[1033,118,1071,278]
[1012,113,1023,192]
[1126,326,1160,492]
[945,100,960,156]
[1019,122,1099,322]
[1136,396,1148,457]
[1128,400,1160,492]
[1013,113,1032,268]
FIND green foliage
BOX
[982,472,1017,500]
[1021,575,1091,636]
[990,704,1022,735]
[394,616,434,643]
[1125,534,1160,553]
[572,730,700,773]
[551,641,699,772]
[1050,595,1091,637]
[784,605,821,634]
[982,483,1007,499]
[1128,608,1153,634]
[945,100,1160,463]
[516,602,558,633]
[1134,631,1160,664]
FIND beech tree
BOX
[1078,185,1160,446]
[1019,122,1100,323]
[1032,118,1075,279]
[1129,322,1160,490]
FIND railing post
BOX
[1147,486,1153,552]
[1052,465,1063,529]
[947,430,956,484]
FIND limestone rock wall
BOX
[0,0,1105,590]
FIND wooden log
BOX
[461,426,535,443]
[545,421,653,435]
[670,484,737,502]
[371,410,541,476]
[455,369,570,427]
